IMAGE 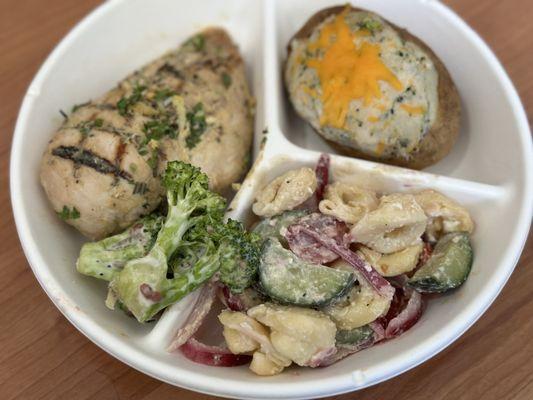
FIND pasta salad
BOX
[173,154,474,375]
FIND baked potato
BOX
[285,6,461,169]
[41,28,253,239]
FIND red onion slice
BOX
[314,153,330,203]
[419,242,433,266]
[318,337,374,367]
[374,277,424,340]
[285,213,347,264]
[384,286,423,339]
[217,285,246,312]
[369,321,386,343]
[308,346,337,367]
[297,153,330,211]
[410,241,433,277]
[318,348,356,367]
[290,223,395,299]
[167,282,216,352]
[180,338,252,367]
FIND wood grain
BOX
[0,0,531,399]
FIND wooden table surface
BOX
[1,0,532,399]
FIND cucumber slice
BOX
[335,325,374,349]
[253,210,308,244]
[259,238,354,307]
[409,232,473,293]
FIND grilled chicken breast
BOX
[41,28,253,239]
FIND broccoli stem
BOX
[76,214,163,281]
[109,209,201,322]
[144,248,221,318]
[109,161,227,322]
[157,207,192,258]
[78,239,140,281]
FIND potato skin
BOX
[286,6,461,169]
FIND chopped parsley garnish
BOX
[158,63,183,78]
[117,85,146,116]
[147,148,159,173]
[78,118,103,136]
[57,205,80,220]
[221,72,232,88]
[185,102,207,149]
[143,118,178,141]
[154,89,176,102]
[188,34,205,51]
[133,91,183,158]
[129,163,138,173]
[358,18,382,33]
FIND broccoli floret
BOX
[76,214,164,281]
[217,219,261,294]
[168,218,260,294]
[169,242,202,274]
[109,161,226,322]
[156,215,223,309]
[168,215,216,274]
[78,161,260,322]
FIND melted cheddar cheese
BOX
[400,104,426,115]
[285,8,439,161]
[306,8,402,129]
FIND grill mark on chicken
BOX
[52,145,133,183]
[116,140,127,165]
[193,55,241,72]
[158,63,184,79]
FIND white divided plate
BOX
[10,0,533,399]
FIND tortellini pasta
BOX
[358,243,423,277]
[252,168,317,217]
[219,310,266,354]
[350,193,428,253]
[250,351,285,376]
[218,310,291,376]
[247,303,337,367]
[318,182,378,224]
[322,261,391,330]
[414,189,474,241]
